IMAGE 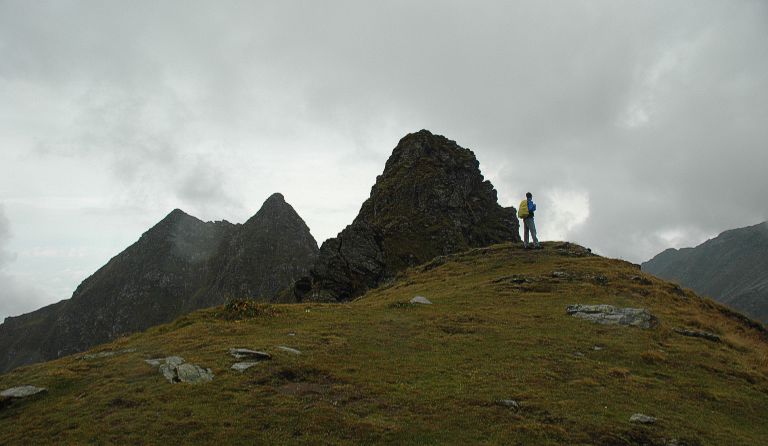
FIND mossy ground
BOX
[1,242,766,445]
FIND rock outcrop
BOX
[566,304,657,329]
[0,194,318,373]
[290,130,520,302]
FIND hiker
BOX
[518,192,541,249]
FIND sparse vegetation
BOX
[218,298,281,320]
[1,242,766,445]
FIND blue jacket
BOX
[527,199,536,217]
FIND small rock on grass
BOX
[410,296,432,305]
[630,413,657,424]
[231,362,261,372]
[496,399,520,410]
[1,386,47,398]
[229,348,272,360]
[277,346,302,355]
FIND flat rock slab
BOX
[673,327,721,342]
[566,304,657,329]
[146,356,213,384]
[81,348,136,360]
[630,413,657,424]
[1,386,47,398]
[277,346,302,355]
[231,362,262,372]
[410,296,432,305]
[229,348,272,361]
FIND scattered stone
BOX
[492,275,529,284]
[277,346,302,355]
[81,348,136,360]
[592,345,605,351]
[552,271,568,278]
[673,327,721,342]
[592,274,609,284]
[630,413,657,424]
[231,362,261,372]
[566,304,657,329]
[1,386,47,398]
[410,295,432,305]
[146,356,212,384]
[229,348,272,361]
[287,332,296,336]
[572,351,585,358]
[496,399,520,410]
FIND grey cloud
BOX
[1,0,766,269]
[0,206,49,321]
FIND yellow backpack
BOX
[517,199,529,219]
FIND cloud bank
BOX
[1,1,766,315]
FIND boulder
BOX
[566,304,657,329]
[146,356,213,384]
[1,386,47,398]
[175,363,214,383]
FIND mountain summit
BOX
[292,130,520,302]
[0,194,318,373]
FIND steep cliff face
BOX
[295,130,520,302]
[642,221,768,323]
[0,195,318,373]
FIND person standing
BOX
[518,192,541,249]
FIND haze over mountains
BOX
[643,221,768,323]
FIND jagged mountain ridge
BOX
[642,221,768,323]
[0,194,318,373]
[291,129,521,302]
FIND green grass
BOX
[1,242,766,445]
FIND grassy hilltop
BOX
[1,242,766,445]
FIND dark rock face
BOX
[294,130,520,302]
[642,221,768,324]
[0,194,318,373]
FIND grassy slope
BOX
[1,242,766,445]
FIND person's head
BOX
[526,192,532,199]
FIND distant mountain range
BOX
[0,193,319,373]
[642,221,768,323]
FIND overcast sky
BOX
[1,1,767,320]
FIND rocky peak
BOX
[291,130,520,302]
[244,193,300,227]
